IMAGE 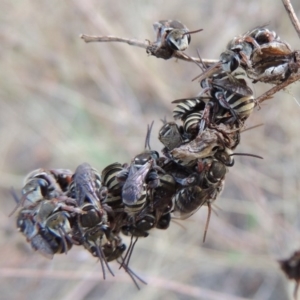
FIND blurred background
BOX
[1,0,300,299]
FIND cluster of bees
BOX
[12,20,300,290]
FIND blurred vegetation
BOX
[1,1,300,299]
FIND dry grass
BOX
[2,1,300,299]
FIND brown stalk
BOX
[282,0,300,39]
[80,34,218,65]
[255,72,300,104]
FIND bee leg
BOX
[119,235,138,271]
[294,281,299,300]
[239,51,252,68]
[119,235,133,270]
[93,239,115,279]
[203,202,212,243]
[99,233,115,277]
[216,93,239,124]
[125,237,138,270]
[244,36,262,53]
[99,186,108,202]
[117,258,147,290]
[199,105,211,132]
[58,227,69,254]
[60,225,80,245]
[57,203,85,215]
[9,188,32,217]
[93,241,107,280]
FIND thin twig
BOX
[80,35,148,48]
[255,72,300,104]
[80,34,218,65]
[282,0,300,39]
[80,33,300,107]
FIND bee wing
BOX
[122,162,151,205]
[31,234,54,259]
[251,41,292,63]
[122,184,141,205]
[172,206,201,220]
[192,61,222,82]
[153,20,173,44]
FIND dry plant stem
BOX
[255,72,300,104]
[282,0,300,39]
[80,34,218,64]
[80,34,300,106]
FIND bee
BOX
[102,236,147,290]
[76,203,103,229]
[121,160,153,216]
[172,156,227,242]
[214,146,263,167]
[120,122,164,216]
[121,213,155,238]
[197,26,299,85]
[119,213,156,276]
[101,162,125,210]
[170,127,224,167]
[15,197,77,258]
[172,185,214,219]
[19,183,82,238]
[103,238,126,262]
[158,121,184,151]
[41,210,74,254]
[146,20,202,59]
[156,212,171,230]
[82,223,115,279]
[220,26,282,73]
[16,209,64,259]
[247,46,300,84]
[151,173,177,223]
[47,168,73,192]
[133,121,160,167]
[247,26,279,44]
[198,158,227,242]
[279,251,300,300]
[172,97,206,121]
[183,112,204,136]
[9,168,73,216]
[208,72,255,124]
[68,163,109,218]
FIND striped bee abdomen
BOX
[172,98,206,121]
[102,162,124,209]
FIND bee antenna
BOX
[294,282,300,300]
[196,48,207,72]
[183,28,203,36]
[9,187,31,217]
[230,153,263,159]
[203,202,211,243]
[191,60,222,82]
[241,123,264,133]
[160,116,167,124]
[145,121,154,150]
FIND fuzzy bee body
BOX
[183,112,204,135]
[19,168,73,206]
[172,97,206,121]
[102,162,125,209]
[147,20,192,59]
[68,163,104,209]
[158,122,184,151]
[172,185,212,219]
[121,161,151,215]
[202,72,255,124]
